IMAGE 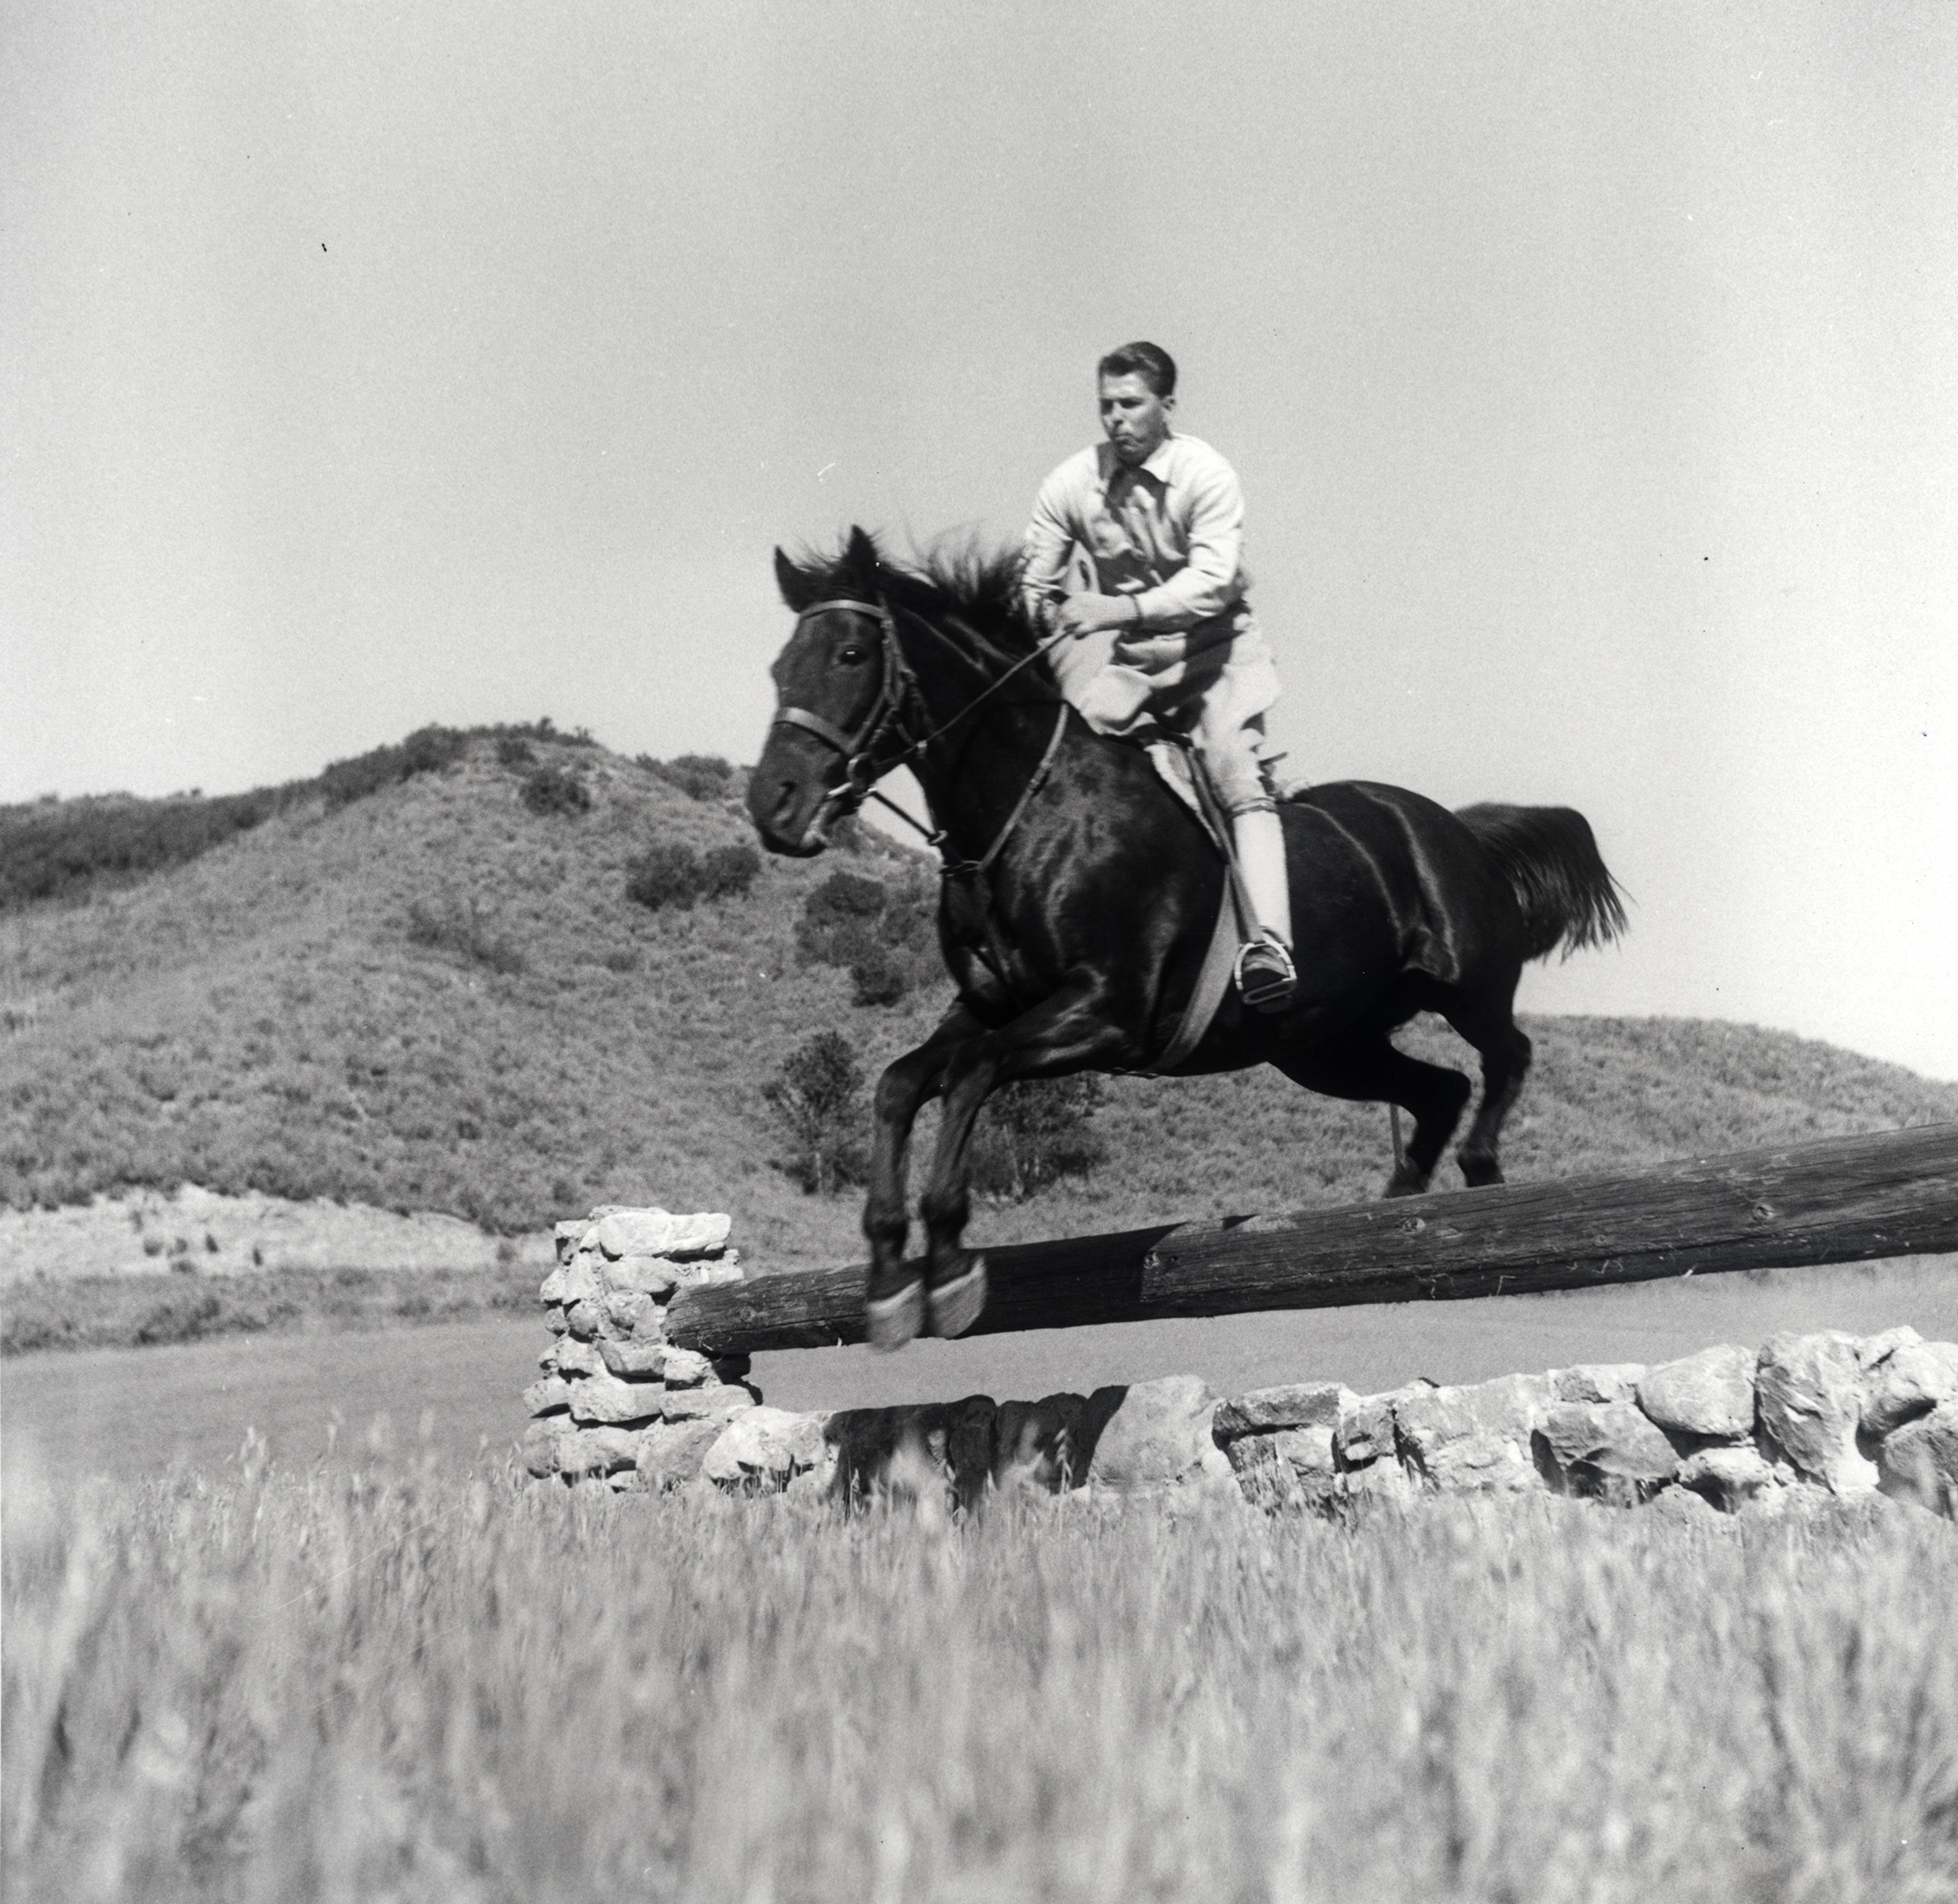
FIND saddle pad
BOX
[1144,739,1231,859]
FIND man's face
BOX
[1099,372,1174,466]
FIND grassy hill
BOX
[4,728,1955,1292]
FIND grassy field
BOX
[4,1457,1955,1904]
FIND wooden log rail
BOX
[667,1123,1958,1358]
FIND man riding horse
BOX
[1023,340,1298,1012]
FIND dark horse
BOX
[750,529,1626,1347]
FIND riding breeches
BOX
[1064,605,1283,815]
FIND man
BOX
[1022,340,1296,1010]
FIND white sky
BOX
[3,3,1955,1076]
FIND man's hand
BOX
[1054,592,1144,639]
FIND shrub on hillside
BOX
[320,726,468,809]
[0,786,299,910]
[496,736,535,767]
[700,842,761,898]
[625,844,703,911]
[795,868,940,1004]
[520,765,591,816]
[625,841,761,912]
[640,753,737,802]
[405,896,527,974]
[762,1030,869,1194]
[491,716,594,749]
[968,1076,1107,1201]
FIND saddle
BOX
[1130,732,1281,1073]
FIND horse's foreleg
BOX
[916,979,1129,1338]
[863,1005,986,1347]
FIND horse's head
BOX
[749,526,910,856]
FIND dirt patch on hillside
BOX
[0,1185,554,1285]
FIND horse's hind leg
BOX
[1441,995,1533,1189]
[1274,1030,1472,1198]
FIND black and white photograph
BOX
[4,4,1955,1899]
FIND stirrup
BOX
[1234,936,1297,1013]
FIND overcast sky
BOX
[4,2,1954,1077]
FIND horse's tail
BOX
[1454,803,1628,962]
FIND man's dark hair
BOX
[1097,340,1176,397]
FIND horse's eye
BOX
[837,647,867,665]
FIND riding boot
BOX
[1231,805,1297,1012]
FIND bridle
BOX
[771,593,1073,850]
[771,596,926,826]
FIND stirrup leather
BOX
[1234,936,1297,1013]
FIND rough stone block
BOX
[1757,1330,1878,1493]
[592,1209,732,1261]
[704,1407,833,1489]
[636,1418,726,1492]
[1856,1325,1923,1368]
[1676,1444,1780,1512]
[1228,1426,1341,1510]
[605,1255,681,1298]
[520,1418,564,1478]
[1860,1339,1958,1438]
[994,1393,1090,1492]
[1878,1400,1958,1518]
[1554,1363,1646,1406]
[1336,1390,1402,1467]
[561,1254,602,1304]
[1341,1459,1416,1506]
[548,1336,603,1378]
[565,1298,604,1341]
[1213,1381,1348,1443]
[522,1375,572,1418]
[660,1381,758,1423]
[597,1337,666,1378]
[604,1289,656,1335]
[556,1425,645,1478]
[567,1370,663,1426]
[1637,1344,1756,1441]
[553,1219,589,1263]
[1085,1375,1233,1495]
[672,1256,744,1290]
[659,1347,715,1389]
[539,1264,569,1304]
[1395,1374,1551,1495]
[1539,1400,1679,1495]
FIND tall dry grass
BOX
[5,1449,1955,1903]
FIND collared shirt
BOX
[1022,432,1253,635]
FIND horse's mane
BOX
[789,530,1052,684]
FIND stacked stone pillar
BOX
[520,1206,760,1490]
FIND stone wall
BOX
[520,1208,1958,1520]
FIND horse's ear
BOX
[774,546,817,611]
[846,524,882,585]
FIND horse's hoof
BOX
[928,1254,988,1339]
[1382,1168,1429,1199]
[1460,1156,1504,1189]
[865,1279,925,1352]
